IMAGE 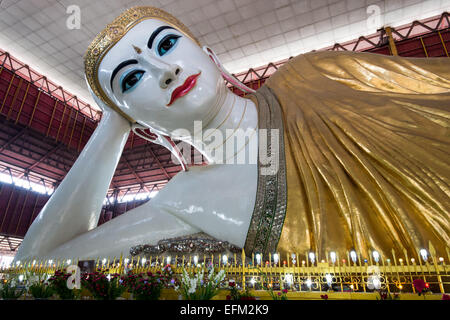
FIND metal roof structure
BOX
[0,0,448,108]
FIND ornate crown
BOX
[84,6,200,122]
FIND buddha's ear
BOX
[203,46,256,94]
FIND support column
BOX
[384,26,398,56]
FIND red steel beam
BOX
[0,127,27,154]
[122,155,150,192]
[146,144,171,181]
[16,144,63,179]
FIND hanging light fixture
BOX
[350,250,357,263]
[330,252,336,264]
[308,252,315,264]
[419,249,428,261]
[372,251,380,263]
[256,253,261,266]
[273,253,279,265]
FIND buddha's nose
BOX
[160,65,182,89]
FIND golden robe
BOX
[264,51,450,259]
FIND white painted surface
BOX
[14,110,131,260]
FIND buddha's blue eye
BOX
[157,34,181,56]
[121,70,145,93]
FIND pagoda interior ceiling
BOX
[0,0,448,108]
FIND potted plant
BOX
[259,270,288,300]
[126,272,165,300]
[176,266,225,300]
[122,264,174,300]
[48,269,79,300]
[375,289,400,300]
[81,270,126,300]
[0,276,25,300]
[28,273,55,300]
[413,278,430,299]
[226,280,256,300]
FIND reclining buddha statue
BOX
[14,7,450,262]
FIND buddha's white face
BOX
[97,19,223,136]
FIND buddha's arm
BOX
[45,198,200,260]
[150,164,258,248]
[45,164,255,260]
[14,110,130,261]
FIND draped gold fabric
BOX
[265,51,450,259]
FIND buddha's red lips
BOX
[167,72,201,106]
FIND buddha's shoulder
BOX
[274,50,432,74]
[266,50,415,91]
[150,163,258,204]
[274,50,393,71]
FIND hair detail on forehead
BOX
[84,6,199,122]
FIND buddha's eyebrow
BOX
[147,26,175,49]
[110,59,138,91]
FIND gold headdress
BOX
[84,6,200,122]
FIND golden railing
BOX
[2,244,449,297]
